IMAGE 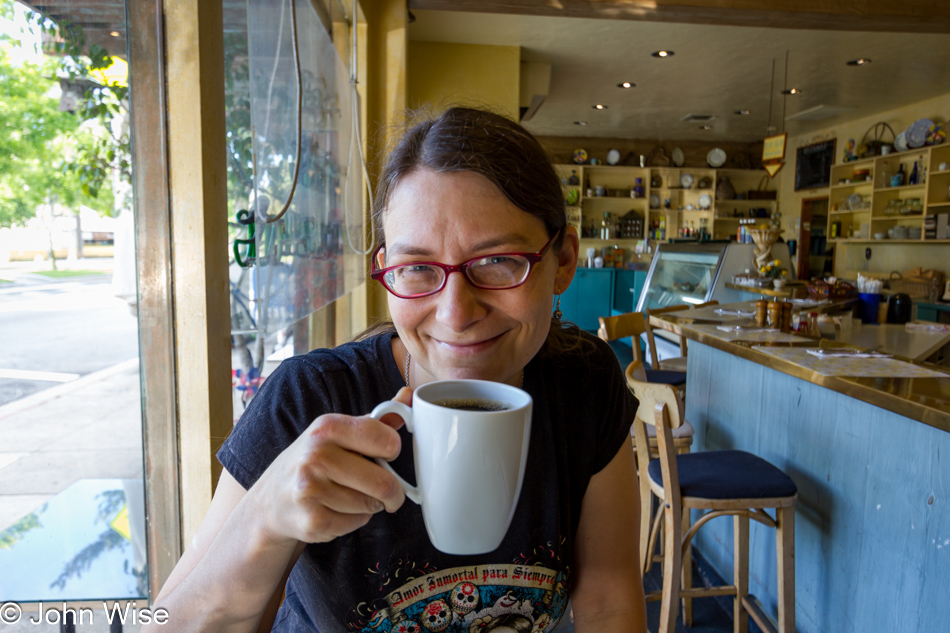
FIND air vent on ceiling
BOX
[785,104,855,122]
[681,114,716,122]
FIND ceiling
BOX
[408,9,950,142]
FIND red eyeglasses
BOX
[370,230,561,299]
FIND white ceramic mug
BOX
[371,379,532,555]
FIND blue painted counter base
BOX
[685,342,950,633]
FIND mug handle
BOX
[369,401,421,505]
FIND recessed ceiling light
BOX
[735,109,751,115]
[574,121,587,126]
[110,31,120,37]
[617,82,635,89]
[699,125,712,130]
[782,88,801,95]
[592,104,607,110]
[652,50,674,58]
[847,58,871,66]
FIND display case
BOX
[635,242,726,311]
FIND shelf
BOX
[829,209,871,215]
[836,239,938,244]
[716,199,777,204]
[830,181,873,189]
[928,202,950,208]
[583,196,646,202]
[931,169,950,176]
[873,183,926,193]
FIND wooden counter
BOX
[651,304,950,632]
[650,304,950,431]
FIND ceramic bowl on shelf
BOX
[607,149,621,165]
[874,232,887,240]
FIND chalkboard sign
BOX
[795,139,836,191]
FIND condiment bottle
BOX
[781,301,793,332]
[807,312,820,337]
[755,300,768,327]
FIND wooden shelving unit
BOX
[554,163,773,244]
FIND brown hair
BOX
[360,106,592,355]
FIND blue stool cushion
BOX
[648,450,797,499]
[645,369,687,386]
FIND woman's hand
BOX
[249,387,414,547]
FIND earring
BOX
[553,295,562,320]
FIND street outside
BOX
[0,259,139,406]
[0,258,146,631]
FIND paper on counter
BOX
[753,346,948,378]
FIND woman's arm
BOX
[143,390,412,633]
[570,442,647,632]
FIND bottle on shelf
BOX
[909,161,919,185]
[896,163,906,187]
[586,177,593,198]
[601,212,610,240]
[568,170,579,186]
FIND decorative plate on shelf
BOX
[846,193,863,210]
[672,147,685,167]
[706,148,727,168]
[606,149,621,165]
[894,132,908,152]
[906,118,933,149]
[566,189,579,205]
[650,193,661,209]
[572,149,588,164]
[927,123,946,145]
[680,173,694,189]
[698,193,712,209]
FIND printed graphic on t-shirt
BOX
[349,562,569,632]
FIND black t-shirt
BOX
[218,330,636,633]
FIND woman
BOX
[146,107,646,633]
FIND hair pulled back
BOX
[372,107,566,250]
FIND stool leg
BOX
[659,499,683,633]
[776,505,796,633]
[733,515,749,633]
[682,507,693,626]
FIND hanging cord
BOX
[342,0,375,255]
[263,0,303,224]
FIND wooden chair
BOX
[597,312,687,388]
[626,369,797,633]
[644,301,719,373]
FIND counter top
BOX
[651,302,950,431]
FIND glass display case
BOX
[636,242,726,311]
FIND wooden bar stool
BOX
[644,301,718,373]
[626,370,796,633]
[597,312,687,388]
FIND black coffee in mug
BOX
[436,398,512,412]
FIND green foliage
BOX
[0,0,122,227]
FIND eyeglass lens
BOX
[385,255,530,296]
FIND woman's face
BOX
[380,168,578,387]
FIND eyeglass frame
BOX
[369,228,563,299]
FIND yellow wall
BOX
[778,91,950,278]
[407,41,520,119]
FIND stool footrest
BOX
[742,594,778,633]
